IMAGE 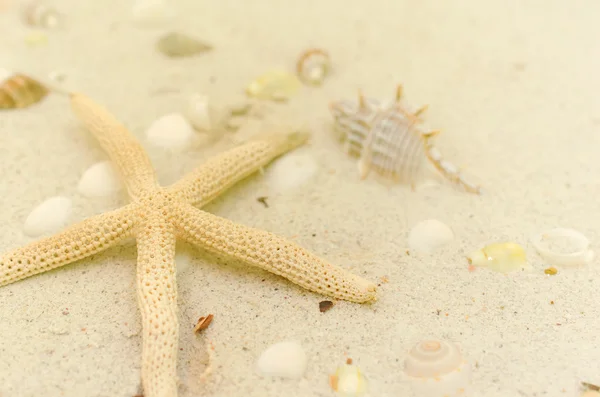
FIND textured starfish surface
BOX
[0,93,377,397]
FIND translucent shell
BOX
[330,363,367,396]
[296,48,331,86]
[246,70,301,102]
[467,242,528,273]
[404,339,472,397]
[531,228,594,267]
[0,71,49,110]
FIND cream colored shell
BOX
[404,339,472,397]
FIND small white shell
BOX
[23,196,72,237]
[145,113,194,150]
[403,339,472,397]
[22,1,63,29]
[330,363,367,396]
[256,340,307,379]
[408,219,454,253]
[184,94,212,131]
[531,228,594,267]
[77,161,121,198]
[296,48,331,86]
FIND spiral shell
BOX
[403,339,472,397]
[0,71,49,110]
[296,48,331,86]
[22,1,62,29]
[329,86,482,194]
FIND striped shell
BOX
[0,72,49,110]
[329,86,481,194]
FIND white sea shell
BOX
[23,196,72,237]
[408,219,454,253]
[77,161,121,198]
[264,148,318,192]
[131,0,176,29]
[256,340,307,379]
[184,94,212,131]
[531,228,594,267]
[331,363,367,396]
[403,339,472,397]
[145,113,194,150]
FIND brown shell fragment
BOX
[296,48,331,86]
[319,300,334,313]
[193,313,214,333]
[0,73,49,110]
[156,32,213,58]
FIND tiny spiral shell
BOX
[0,72,49,110]
[404,339,472,397]
[22,1,62,29]
[296,48,331,86]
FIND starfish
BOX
[0,93,377,397]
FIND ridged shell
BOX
[0,72,49,110]
[357,106,425,183]
[329,87,482,194]
[404,339,472,397]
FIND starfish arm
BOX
[136,212,179,397]
[0,204,136,287]
[166,130,309,207]
[171,203,377,303]
[70,92,159,199]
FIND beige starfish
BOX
[0,93,377,397]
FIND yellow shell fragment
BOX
[246,70,301,102]
[330,363,367,397]
[467,242,528,273]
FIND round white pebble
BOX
[265,149,318,192]
[77,161,121,198]
[408,219,454,254]
[256,340,307,379]
[23,196,72,237]
[145,113,194,150]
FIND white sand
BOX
[1,1,600,396]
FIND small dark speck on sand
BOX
[319,300,334,313]
[257,196,269,208]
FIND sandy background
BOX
[2,0,600,396]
